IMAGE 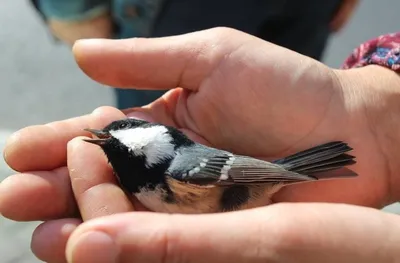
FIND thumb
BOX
[65,203,400,263]
[71,27,252,90]
[65,209,279,263]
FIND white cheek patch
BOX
[110,126,175,167]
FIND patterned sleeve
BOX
[341,32,400,72]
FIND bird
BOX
[83,118,357,214]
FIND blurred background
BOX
[0,0,399,262]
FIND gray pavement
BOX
[0,0,399,262]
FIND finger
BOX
[31,218,82,263]
[0,167,78,221]
[67,137,134,221]
[72,27,250,90]
[65,203,400,263]
[4,106,125,172]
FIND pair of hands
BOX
[1,27,400,262]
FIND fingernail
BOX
[67,231,119,263]
[74,38,108,48]
[73,39,113,59]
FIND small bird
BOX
[83,118,357,214]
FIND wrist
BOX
[333,65,400,203]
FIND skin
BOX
[1,27,400,262]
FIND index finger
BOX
[67,136,134,221]
[4,106,125,172]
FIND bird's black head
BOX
[83,118,194,193]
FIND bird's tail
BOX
[273,141,357,179]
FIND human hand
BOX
[35,203,400,263]
[71,27,398,207]
[0,106,141,262]
[2,27,400,262]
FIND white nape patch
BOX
[110,126,175,167]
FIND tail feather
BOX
[293,154,355,173]
[273,141,357,179]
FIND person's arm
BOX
[30,0,112,45]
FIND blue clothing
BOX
[31,0,343,109]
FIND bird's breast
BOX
[134,184,222,214]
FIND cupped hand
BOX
[0,27,398,262]
[69,28,397,208]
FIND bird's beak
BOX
[83,138,108,146]
[84,128,110,138]
[83,128,111,146]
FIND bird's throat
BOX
[105,151,171,194]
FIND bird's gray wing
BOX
[226,155,316,184]
[167,146,315,186]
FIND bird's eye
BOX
[119,123,128,129]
